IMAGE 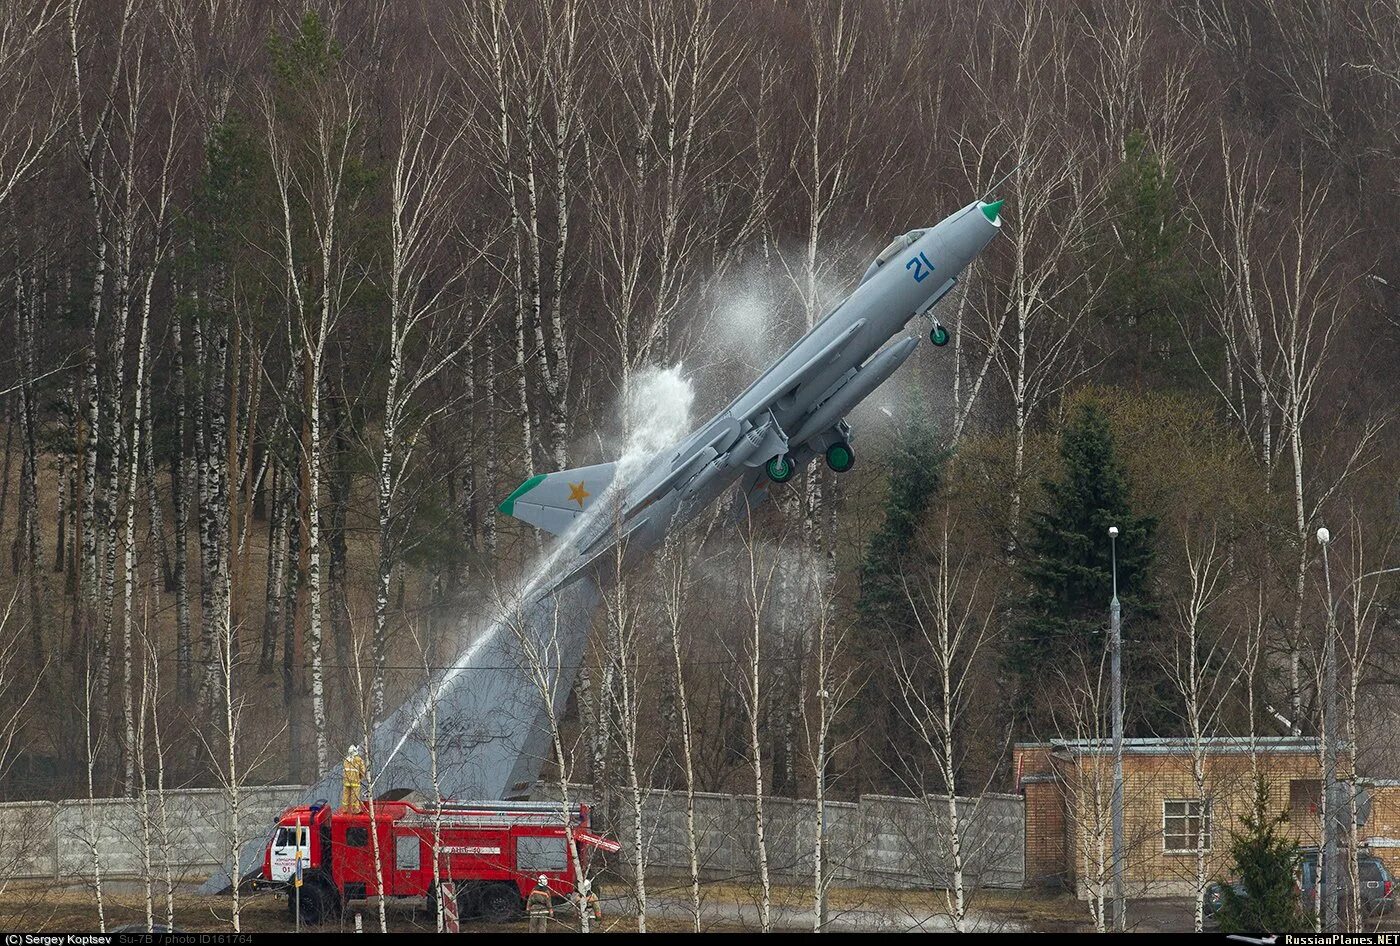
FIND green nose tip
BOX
[981,199,1005,223]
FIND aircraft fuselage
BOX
[563,198,1004,580]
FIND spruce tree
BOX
[1008,403,1160,727]
[855,398,945,788]
[1215,779,1311,935]
[856,405,945,639]
[1091,130,1200,386]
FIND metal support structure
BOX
[1109,526,1125,932]
[294,816,303,933]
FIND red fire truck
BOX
[258,799,618,925]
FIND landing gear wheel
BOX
[765,454,796,483]
[480,882,522,923]
[930,322,950,346]
[825,442,855,473]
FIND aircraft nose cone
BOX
[980,199,1005,223]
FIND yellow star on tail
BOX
[567,481,590,508]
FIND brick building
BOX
[1356,778,1400,875]
[1015,737,1331,898]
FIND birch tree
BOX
[801,574,855,932]
[66,0,138,705]
[1193,137,1379,728]
[592,0,746,388]
[262,13,368,773]
[0,4,61,214]
[0,591,41,906]
[733,507,787,932]
[1165,526,1236,932]
[1050,655,1114,932]
[349,630,388,933]
[371,80,477,721]
[117,48,184,790]
[961,0,1104,545]
[893,516,997,932]
[657,535,702,931]
[601,540,653,931]
[449,0,583,474]
[83,657,107,932]
[1332,511,1400,929]
[504,589,597,934]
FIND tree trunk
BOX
[260,462,285,671]
[120,276,153,794]
[16,274,43,662]
[326,387,351,672]
[171,315,192,697]
[304,343,328,776]
[283,455,303,782]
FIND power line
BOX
[280,653,811,674]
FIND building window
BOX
[1164,799,1212,853]
[1290,779,1321,819]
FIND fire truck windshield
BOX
[274,826,308,847]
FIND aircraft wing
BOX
[729,317,867,423]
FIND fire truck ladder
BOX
[396,800,584,829]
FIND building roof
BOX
[1017,736,1322,757]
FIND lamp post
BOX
[1317,526,1339,933]
[1109,525,1125,932]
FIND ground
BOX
[0,877,1103,934]
[11,876,1396,933]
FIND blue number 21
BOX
[906,251,935,283]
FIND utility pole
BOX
[1317,526,1339,933]
[1109,525,1125,932]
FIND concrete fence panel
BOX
[1,783,1022,888]
[537,783,1025,890]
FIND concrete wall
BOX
[0,784,1024,889]
[537,784,1025,890]
[0,786,304,880]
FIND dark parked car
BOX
[1204,850,1394,930]
[1299,850,1395,918]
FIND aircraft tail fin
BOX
[498,461,618,536]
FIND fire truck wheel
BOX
[479,882,522,923]
[299,878,340,926]
[455,884,481,919]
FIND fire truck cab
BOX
[259,798,617,925]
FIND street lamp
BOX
[1109,525,1125,932]
[1316,526,1339,933]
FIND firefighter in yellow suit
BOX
[526,875,554,932]
[342,745,367,812]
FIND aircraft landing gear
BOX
[765,454,796,483]
[825,442,855,473]
[929,321,950,347]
